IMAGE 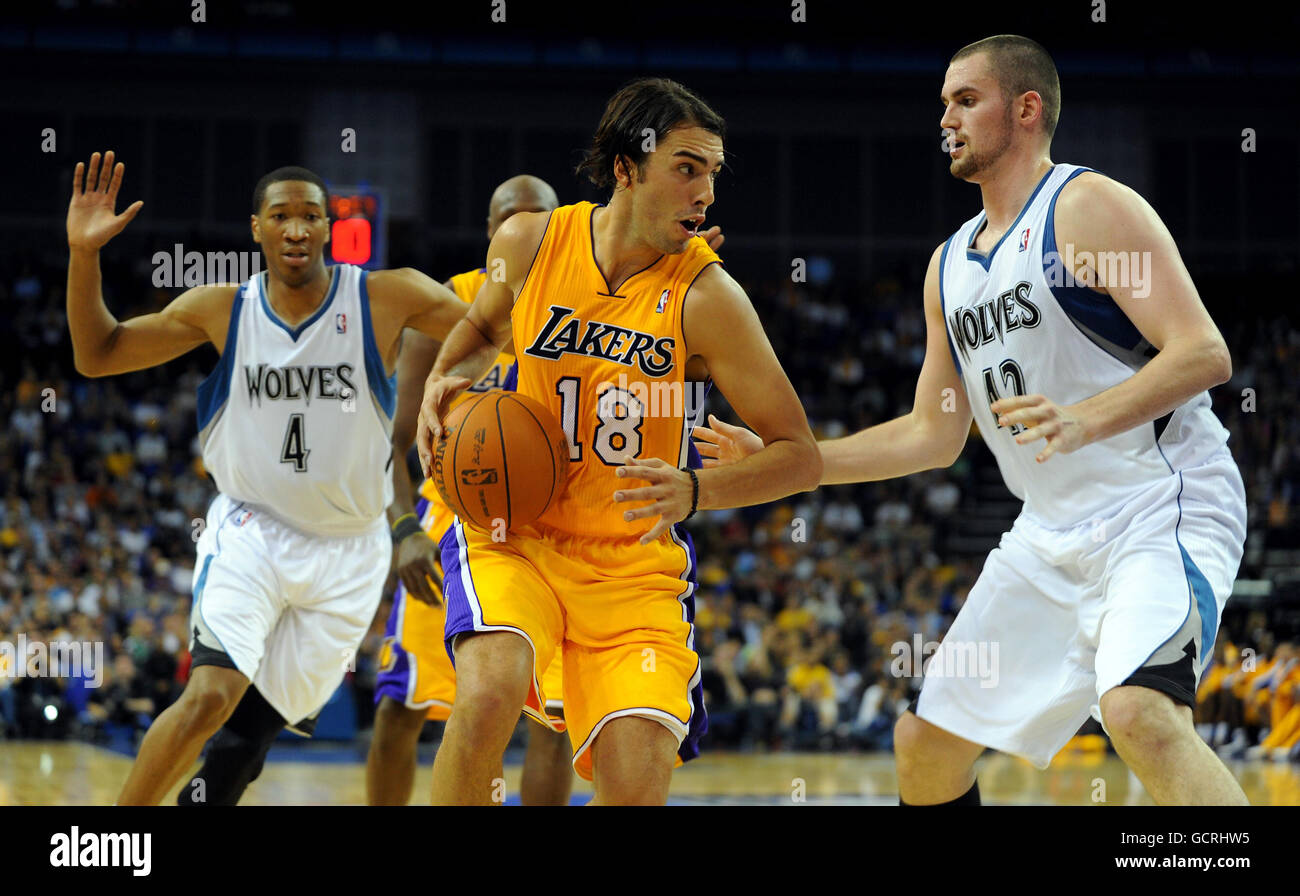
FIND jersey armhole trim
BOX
[196,283,246,434]
[359,269,398,420]
[514,208,558,309]
[937,236,962,377]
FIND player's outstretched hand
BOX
[692,414,763,467]
[613,455,693,546]
[393,529,442,605]
[701,225,725,253]
[991,394,1089,463]
[416,374,473,477]
[67,151,143,251]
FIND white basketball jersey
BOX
[196,264,395,536]
[939,164,1231,528]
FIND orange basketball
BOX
[431,391,570,532]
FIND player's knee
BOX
[179,679,242,731]
[893,712,931,766]
[1101,688,1185,757]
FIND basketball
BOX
[431,391,570,532]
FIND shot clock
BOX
[327,186,386,270]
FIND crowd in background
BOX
[2,251,1298,762]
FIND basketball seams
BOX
[495,397,513,530]
[508,395,560,518]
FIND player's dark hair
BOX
[576,77,726,193]
[951,35,1061,140]
[251,166,329,215]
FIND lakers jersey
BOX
[196,264,395,536]
[417,267,517,538]
[511,202,718,540]
[939,164,1231,528]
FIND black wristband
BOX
[682,467,699,521]
[391,513,423,544]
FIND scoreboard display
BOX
[327,186,386,270]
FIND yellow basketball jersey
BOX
[511,202,720,540]
[418,267,517,537]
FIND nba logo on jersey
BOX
[656,289,670,314]
[1019,228,1031,252]
[235,510,253,527]
[336,313,347,334]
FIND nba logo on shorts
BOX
[656,289,670,314]
[1019,228,1031,252]
[336,313,347,334]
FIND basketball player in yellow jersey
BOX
[367,175,576,806]
[417,78,821,805]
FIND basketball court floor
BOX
[4,741,1298,806]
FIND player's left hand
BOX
[393,530,442,605]
[613,455,693,546]
[701,225,725,253]
[991,394,1089,463]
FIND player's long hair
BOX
[576,77,725,193]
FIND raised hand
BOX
[67,151,144,251]
[692,413,763,468]
[701,225,725,253]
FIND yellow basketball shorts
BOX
[377,496,564,722]
[441,518,707,781]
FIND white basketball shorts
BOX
[914,448,1246,768]
[189,493,391,725]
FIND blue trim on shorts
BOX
[1173,474,1217,665]
[672,523,708,766]
[374,582,415,706]
[440,521,473,665]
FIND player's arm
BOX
[994,173,1233,462]
[366,267,467,371]
[385,329,444,604]
[694,243,973,484]
[66,151,215,376]
[616,264,822,544]
[416,212,545,474]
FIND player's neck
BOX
[591,200,661,294]
[978,155,1055,234]
[264,266,334,326]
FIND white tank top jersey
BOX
[939,163,1231,529]
[196,264,395,537]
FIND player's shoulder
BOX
[494,208,554,254]
[1054,169,1147,220]
[365,266,446,307]
[170,282,241,322]
[681,256,740,304]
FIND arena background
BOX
[2,0,1298,806]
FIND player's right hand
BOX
[692,413,764,467]
[417,374,473,477]
[67,151,143,251]
[393,529,442,605]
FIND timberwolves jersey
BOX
[939,164,1230,528]
[196,264,396,536]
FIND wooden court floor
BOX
[3,741,1299,805]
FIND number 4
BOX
[281,413,310,472]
